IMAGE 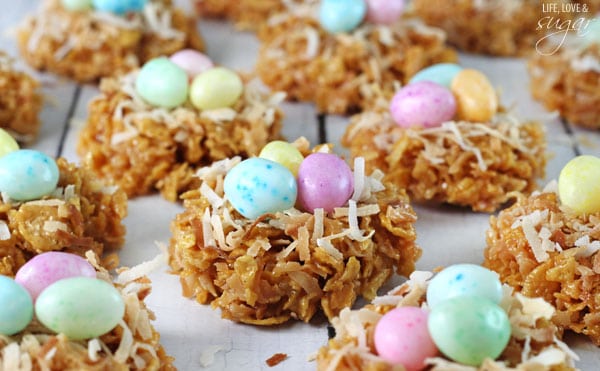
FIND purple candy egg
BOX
[366,0,404,25]
[297,153,354,213]
[169,49,214,79]
[15,251,96,300]
[390,81,456,128]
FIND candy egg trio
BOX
[373,264,511,369]
[319,0,405,33]
[390,63,499,128]
[135,50,242,112]
[224,140,354,219]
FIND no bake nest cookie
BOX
[528,42,600,129]
[255,8,457,114]
[0,158,127,276]
[342,109,546,213]
[0,251,173,370]
[17,0,204,83]
[0,53,43,144]
[484,183,600,345]
[411,0,600,56]
[168,140,420,325]
[77,70,283,201]
[316,271,579,371]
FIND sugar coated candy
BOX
[259,141,304,176]
[365,0,404,24]
[0,149,59,201]
[190,67,244,110]
[135,57,189,109]
[297,153,354,213]
[426,264,503,308]
[0,275,33,336]
[390,81,456,128]
[450,69,498,123]
[409,63,463,88]
[558,155,600,215]
[0,128,19,158]
[374,307,437,370]
[61,0,93,11]
[92,0,147,14]
[35,277,125,340]
[320,0,367,33]
[428,296,511,366]
[15,252,97,301]
[169,49,214,80]
[224,158,298,219]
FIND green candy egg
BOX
[0,275,33,335]
[0,129,19,158]
[259,141,304,176]
[135,57,189,109]
[61,0,93,11]
[428,296,511,366]
[558,155,600,215]
[35,277,125,340]
[190,67,243,110]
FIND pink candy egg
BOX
[297,153,354,213]
[374,307,438,371]
[366,0,404,24]
[169,49,214,79]
[15,252,96,300]
[390,81,456,128]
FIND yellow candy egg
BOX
[0,129,19,158]
[558,155,600,215]
[450,69,498,123]
[259,141,304,176]
[190,67,243,111]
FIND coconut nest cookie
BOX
[528,42,600,129]
[0,53,43,144]
[194,0,313,30]
[342,108,546,213]
[483,181,600,345]
[0,251,174,370]
[255,6,456,114]
[0,157,127,276]
[77,67,284,201]
[16,0,204,83]
[168,140,420,325]
[317,270,579,371]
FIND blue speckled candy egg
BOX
[136,57,189,109]
[426,264,503,309]
[92,0,147,14]
[320,0,367,33]
[35,277,125,340]
[0,275,34,335]
[428,296,510,366]
[409,63,463,88]
[0,149,59,201]
[224,158,298,219]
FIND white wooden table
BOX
[1,1,599,370]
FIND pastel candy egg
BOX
[390,81,457,128]
[450,69,498,122]
[259,141,304,176]
[426,264,503,309]
[224,158,297,219]
[92,0,147,14]
[365,0,404,25]
[35,277,125,340]
[61,0,93,11]
[190,67,244,110]
[0,275,33,335]
[169,49,214,79]
[0,149,59,201]
[374,307,437,371]
[558,155,600,214]
[409,63,463,88]
[428,296,510,366]
[297,153,354,213]
[582,17,600,46]
[320,0,367,33]
[0,128,19,158]
[15,252,96,301]
[135,57,189,109]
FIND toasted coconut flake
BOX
[43,220,68,233]
[200,108,237,122]
[0,220,11,241]
[115,252,167,285]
